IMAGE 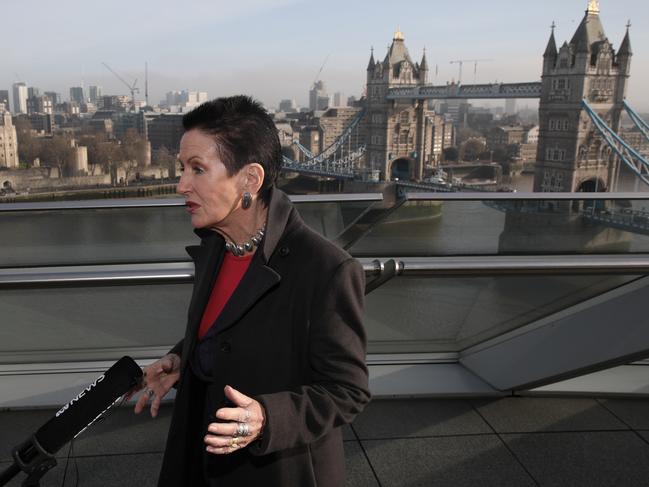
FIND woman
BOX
[133,95,370,486]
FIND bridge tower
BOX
[534,0,632,192]
[365,29,429,181]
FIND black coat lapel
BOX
[261,187,295,263]
[186,231,225,336]
[210,254,281,336]
[188,187,295,337]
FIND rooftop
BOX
[3,396,649,486]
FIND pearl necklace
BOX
[224,225,266,256]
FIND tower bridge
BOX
[283,0,647,196]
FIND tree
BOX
[121,128,148,183]
[81,135,122,184]
[98,142,123,185]
[154,146,177,179]
[40,136,75,176]
[122,129,148,166]
[456,127,483,145]
[442,147,459,162]
[14,118,41,166]
[491,145,511,163]
[460,139,486,162]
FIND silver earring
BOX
[242,191,252,209]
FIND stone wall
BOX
[0,168,110,192]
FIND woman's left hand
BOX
[204,385,266,455]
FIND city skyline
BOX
[3,0,649,110]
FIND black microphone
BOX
[0,356,143,486]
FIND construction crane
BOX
[101,62,139,109]
[312,54,330,86]
[144,62,149,107]
[449,59,494,84]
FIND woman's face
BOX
[176,129,243,229]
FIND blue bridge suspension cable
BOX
[281,109,366,179]
[623,100,649,144]
[582,99,649,187]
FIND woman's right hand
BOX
[134,353,181,418]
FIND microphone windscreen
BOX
[34,356,143,454]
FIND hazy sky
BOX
[3,0,649,110]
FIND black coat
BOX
[158,187,371,487]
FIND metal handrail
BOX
[0,263,194,285]
[2,255,648,286]
[0,193,384,212]
[393,255,649,275]
[4,191,649,212]
[405,192,649,201]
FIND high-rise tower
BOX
[534,0,632,192]
[12,82,27,114]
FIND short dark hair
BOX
[182,95,281,206]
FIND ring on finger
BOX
[144,388,155,398]
[230,437,239,448]
[235,422,250,437]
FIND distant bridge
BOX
[387,82,542,101]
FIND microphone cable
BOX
[60,439,78,487]
[58,383,130,486]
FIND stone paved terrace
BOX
[3,396,649,486]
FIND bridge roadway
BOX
[387,81,542,100]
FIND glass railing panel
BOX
[0,273,640,364]
[0,196,378,268]
[0,282,192,364]
[0,205,197,268]
[292,199,377,239]
[350,196,649,257]
[364,273,642,354]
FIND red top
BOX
[198,252,254,340]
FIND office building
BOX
[88,86,102,104]
[26,95,53,115]
[147,113,184,152]
[70,86,85,104]
[487,125,527,148]
[12,82,28,114]
[164,90,208,111]
[111,111,149,141]
[428,114,455,164]
[505,98,517,115]
[319,107,364,150]
[278,99,297,113]
[309,81,329,111]
[100,95,130,112]
[44,92,62,106]
[26,113,54,134]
